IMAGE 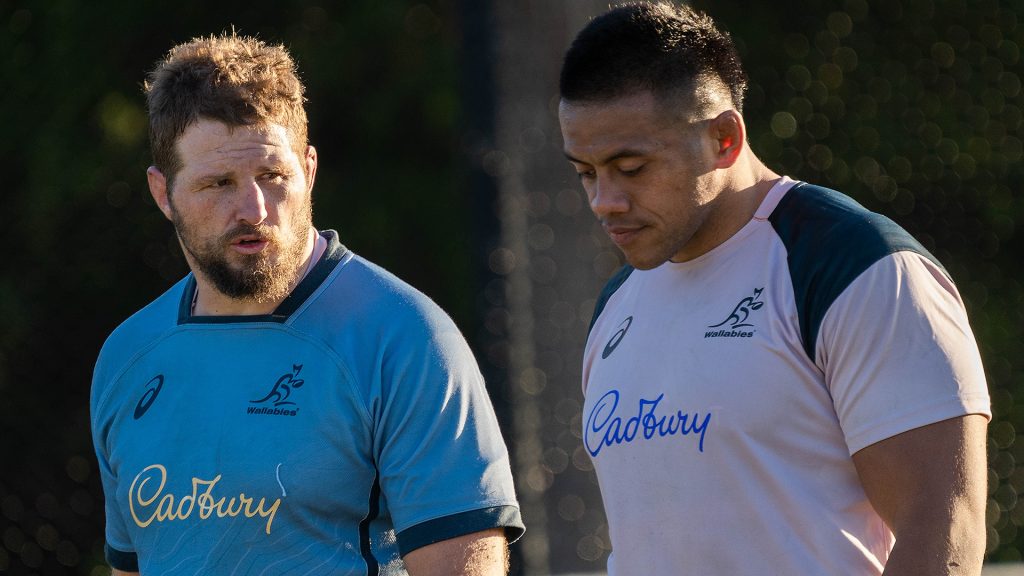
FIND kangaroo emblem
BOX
[251,365,305,406]
[708,288,765,329]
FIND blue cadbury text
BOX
[585,389,712,456]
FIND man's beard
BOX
[170,201,313,304]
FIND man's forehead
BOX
[181,118,289,142]
[176,120,296,164]
[560,77,726,116]
[560,93,668,137]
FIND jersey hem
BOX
[105,542,139,572]
[845,392,992,454]
[396,505,524,556]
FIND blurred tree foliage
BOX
[696,0,1024,562]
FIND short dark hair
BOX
[560,2,747,112]
[144,32,308,190]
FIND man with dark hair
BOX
[91,33,523,575]
[560,2,990,574]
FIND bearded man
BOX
[91,33,523,576]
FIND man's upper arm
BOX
[403,528,508,576]
[851,414,988,573]
[111,570,140,576]
[818,252,990,454]
[373,298,522,555]
[820,251,991,572]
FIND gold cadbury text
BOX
[128,464,281,535]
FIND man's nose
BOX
[589,177,629,218]
[236,179,268,225]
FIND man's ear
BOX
[304,145,318,193]
[710,109,745,169]
[147,166,174,221]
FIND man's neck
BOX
[718,155,782,223]
[728,152,782,200]
[191,229,323,317]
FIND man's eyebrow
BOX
[563,148,647,165]
[257,162,290,172]
[193,172,231,184]
[257,155,296,171]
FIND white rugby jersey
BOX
[582,178,990,575]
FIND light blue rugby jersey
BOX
[91,230,523,575]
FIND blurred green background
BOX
[719,0,1024,563]
[0,0,1021,574]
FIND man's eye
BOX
[620,165,643,176]
[576,170,596,180]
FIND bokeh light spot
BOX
[771,111,798,138]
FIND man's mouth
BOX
[230,235,270,254]
[604,224,644,246]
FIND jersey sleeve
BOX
[372,311,523,556]
[91,355,140,572]
[817,251,991,454]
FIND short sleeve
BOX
[91,368,140,571]
[373,316,523,556]
[817,251,991,454]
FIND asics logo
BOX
[602,316,633,359]
[134,375,164,420]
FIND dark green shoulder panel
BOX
[768,183,943,360]
[588,264,636,334]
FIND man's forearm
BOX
[881,500,986,575]
[404,529,509,576]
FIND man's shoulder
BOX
[95,276,189,376]
[306,252,463,339]
[768,181,944,358]
[768,182,936,263]
[300,252,479,394]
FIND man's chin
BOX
[223,262,306,302]
[224,248,273,267]
[621,250,666,271]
